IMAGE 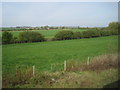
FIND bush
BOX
[90,30,101,37]
[82,30,101,38]
[2,31,13,44]
[19,31,45,42]
[66,54,118,72]
[106,22,119,35]
[100,30,111,36]
[107,22,119,31]
[110,30,118,35]
[54,30,74,40]
[11,37,19,43]
[73,32,83,39]
[82,31,92,38]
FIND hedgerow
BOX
[2,22,119,44]
[54,30,74,40]
[19,31,45,42]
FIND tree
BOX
[107,22,119,35]
[107,22,119,30]
[2,31,13,44]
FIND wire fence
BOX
[3,57,92,76]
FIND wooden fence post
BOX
[87,57,90,65]
[64,60,67,71]
[33,66,35,77]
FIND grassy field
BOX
[8,29,87,38]
[2,35,118,74]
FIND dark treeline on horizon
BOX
[1,25,107,31]
[2,21,119,31]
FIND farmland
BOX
[6,29,87,38]
[2,2,119,88]
[2,35,118,75]
[2,23,118,88]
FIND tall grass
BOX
[66,53,119,72]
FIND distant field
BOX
[2,36,118,74]
[8,29,87,38]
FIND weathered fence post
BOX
[33,66,35,77]
[64,60,67,71]
[87,57,90,65]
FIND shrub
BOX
[82,30,101,38]
[106,22,119,35]
[107,22,119,31]
[110,29,118,35]
[90,30,101,37]
[100,30,111,36]
[82,31,92,38]
[54,30,74,40]
[19,31,45,42]
[2,31,13,44]
[66,54,118,72]
[11,37,20,43]
[73,32,83,39]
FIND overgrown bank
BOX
[3,54,119,88]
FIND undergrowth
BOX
[2,53,119,88]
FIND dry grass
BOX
[51,68,118,88]
[2,66,33,88]
[66,53,119,72]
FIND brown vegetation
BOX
[67,54,119,72]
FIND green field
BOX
[9,29,87,38]
[2,35,118,74]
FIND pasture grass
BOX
[2,35,118,74]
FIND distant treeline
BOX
[2,26,105,31]
[2,22,119,44]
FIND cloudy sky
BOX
[2,2,118,27]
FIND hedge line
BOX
[2,31,45,44]
[54,29,118,40]
[2,29,118,44]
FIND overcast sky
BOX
[2,2,118,27]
